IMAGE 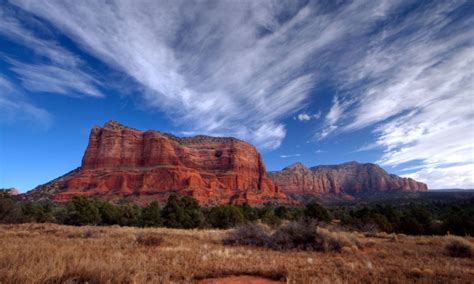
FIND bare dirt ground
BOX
[0,223,472,283]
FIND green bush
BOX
[161,195,204,229]
[208,205,244,229]
[64,196,101,226]
[141,201,162,227]
[96,201,122,225]
[119,204,141,226]
[304,202,330,222]
[238,203,259,221]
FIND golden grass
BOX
[0,223,473,283]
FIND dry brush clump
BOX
[135,232,164,247]
[224,221,362,252]
[445,235,473,258]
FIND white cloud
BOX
[405,164,474,190]
[5,1,471,188]
[321,1,474,188]
[0,7,103,98]
[297,113,311,121]
[280,154,301,158]
[9,0,395,149]
[296,111,321,121]
[10,62,103,97]
[0,76,52,127]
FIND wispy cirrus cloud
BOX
[0,6,103,98]
[3,0,472,188]
[7,0,396,149]
[320,1,474,188]
[0,76,52,127]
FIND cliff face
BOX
[29,121,285,205]
[267,161,428,198]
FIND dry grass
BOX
[445,235,474,258]
[0,224,473,283]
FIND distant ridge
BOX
[268,161,427,202]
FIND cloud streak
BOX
[0,6,103,98]
[3,0,472,188]
[8,0,395,149]
[321,1,474,188]
[0,76,52,127]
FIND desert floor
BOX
[0,223,472,283]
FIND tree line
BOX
[1,191,472,235]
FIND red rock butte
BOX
[29,121,286,205]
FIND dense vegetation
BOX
[0,190,473,236]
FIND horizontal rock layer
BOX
[28,121,286,205]
[268,162,428,199]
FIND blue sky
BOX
[1,0,473,192]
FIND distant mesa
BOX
[26,121,427,205]
[268,161,428,202]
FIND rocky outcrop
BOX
[0,188,19,196]
[27,121,286,205]
[268,161,428,199]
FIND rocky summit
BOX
[27,121,286,205]
[268,161,428,201]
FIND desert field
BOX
[0,223,473,283]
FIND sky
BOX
[0,0,473,192]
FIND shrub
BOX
[64,196,101,226]
[120,205,141,226]
[315,227,361,252]
[445,236,473,258]
[82,228,98,238]
[0,193,22,223]
[224,221,361,252]
[98,201,122,225]
[223,223,272,247]
[161,195,205,229]
[271,221,320,250]
[208,205,244,229]
[141,201,162,227]
[136,233,163,247]
[304,202,330,222]
[274,206,290,219]
[260,211,282,228]
[238,203,259,222]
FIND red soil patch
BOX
[197,275,285,284]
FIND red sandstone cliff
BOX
[268,161,428,200]
[28,121,286,205]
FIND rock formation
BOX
[268,161,428,200]
[0,188,19,196]
[27,121,286,205]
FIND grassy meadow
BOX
[0,223,473,283]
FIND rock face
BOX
[0,188,19,196]
[28,121,286,205]
[268,162,428,199]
